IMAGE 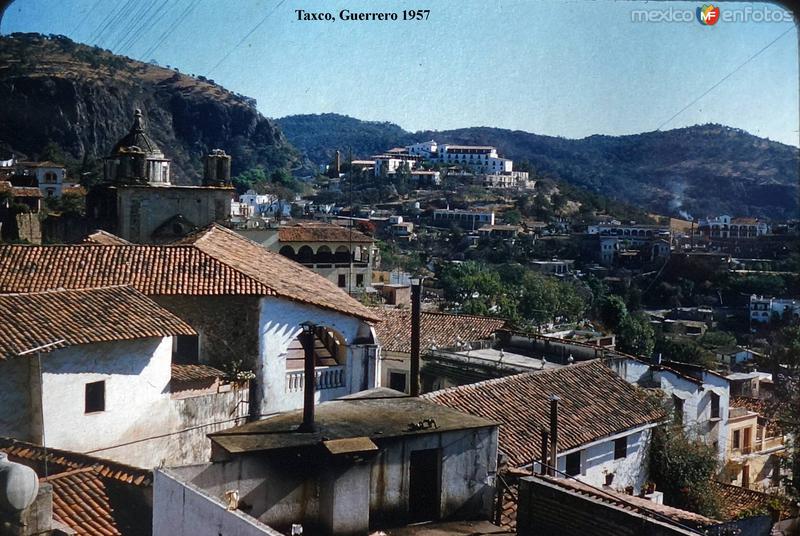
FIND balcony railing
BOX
[286,365,346,393]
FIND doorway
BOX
[409,449,441,522]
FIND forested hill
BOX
[0,33,298,184]
[278,113,799,219]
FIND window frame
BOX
[85,380,106,414]
[564,450,581,477]
[613,436,628,460]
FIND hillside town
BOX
[0,100,798,536]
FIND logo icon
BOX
[697,4,720,25]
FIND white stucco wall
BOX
[533,427,654,495]
[154,468,283,536]
[256,296,376,415]
[6,337,250,469]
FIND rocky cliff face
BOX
[0,33,297,184]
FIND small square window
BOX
[710,392,720,419]
[356,274,364,287]
[614,437,627,460]
[337,274,346,288]
[85,381,105,413]
[565,451,581,477]
[389,371,407,393]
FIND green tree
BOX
[648,424,724,517]
[617,313,655,357]
[654,337,715,369]
[599,294,628,330]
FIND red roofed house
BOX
[371,307,508,393]
[0,225,382,449]
[424,360,667,494]
[0,286,251,468]
[238,221,379,295]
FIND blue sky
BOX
[2,0,798,146]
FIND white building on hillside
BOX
[750,294,800,324]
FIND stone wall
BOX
[116,185,233,243]
[154,295,261,372]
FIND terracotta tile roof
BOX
[61,185,87,196]
[17,160,64,168]
[43,468,125,536]
[730,396,786,435]
[0,181,42,198]
[278,222,374,243]
[185,225,378,321]
[82,230,132,245]
[713,481,794,520]
[171,363,225,382]
[423,360,667,467]
[0,286,196,359]
[372,308,507,354]
[0,437,152,486]
[537,475,719,528]
[0,224,379,322]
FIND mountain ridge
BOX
[278,113,799,219]
[0,33,298,184]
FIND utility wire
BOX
[119,0,171,55]
[207,0,287,75]
[90,0,137,46]
[656,24,794,131]
[140,0,201,61]
[107,0,157,54]
[71,0,105,39]
[105,0,154,53]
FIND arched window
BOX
[316,245,333,263]
[334,245,350,263]
[279,245,296,259]
[297,246,314,263]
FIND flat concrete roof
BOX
[209,388,498,455]
[447,348,562,372]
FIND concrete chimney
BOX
[549,395,559,477]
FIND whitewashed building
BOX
[424,360,667,494]
[13,160,77,198]
[0,225,382,422]
[607,356,730,461]
[0,285,250,468]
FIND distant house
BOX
[699,215,770,239]
[12,160,77,199]
[724,397,787,491]
[424,360,667,494]
[0,286,250,468]
[608,357,730,462]
[750,294,800,324]
[237,221,380,294]
[433,208,495,229]
[371,308,507,393]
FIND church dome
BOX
[0,452,39,512]
[111,109,164,158]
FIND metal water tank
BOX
[0,452,39,512]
